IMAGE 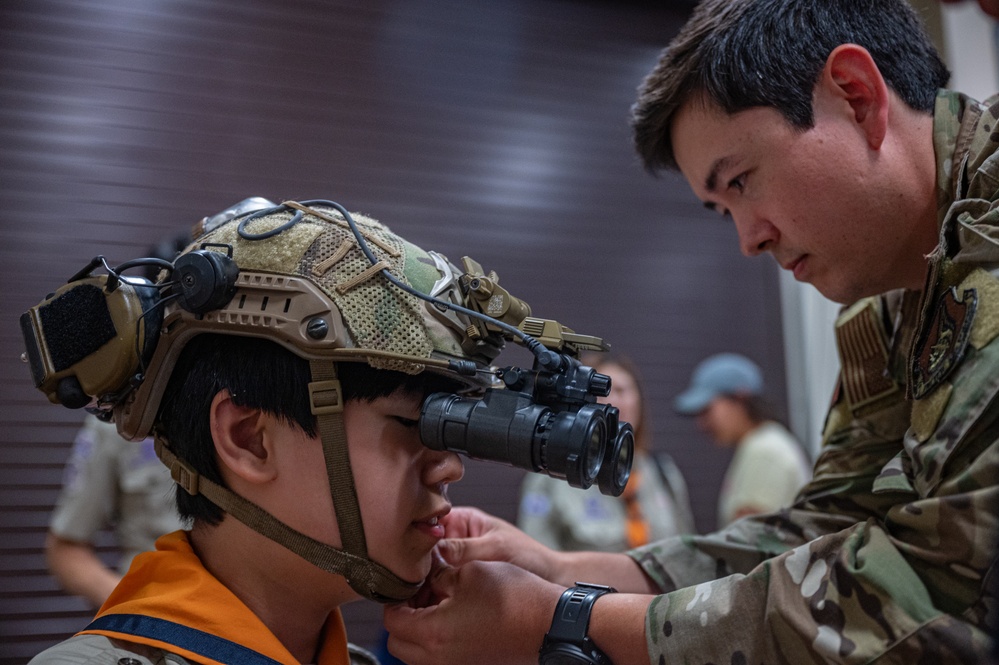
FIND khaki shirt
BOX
[50,416,186,572]
[517,451,695,552]
[28,634,379,665]
[717,421,811,527]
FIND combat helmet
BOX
[21,198,618,602]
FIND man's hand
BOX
[383,559,563,665]
[435,507,562,582]
[437,506,662,591]
[387,507,660,665]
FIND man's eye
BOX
[727,173,746,192]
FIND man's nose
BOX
[733,211,778,257]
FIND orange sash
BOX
[80,530,350,665]
[622,469,650,548]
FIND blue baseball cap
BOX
[673,353,763,415]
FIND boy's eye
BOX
[393,416,420,429]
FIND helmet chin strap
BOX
[153,359,421,603]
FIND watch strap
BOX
[539,582,617,664]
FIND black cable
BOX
[115,257,175,275]
[238,207,303,239]
[133,292,181,376]
[293,199,560,369]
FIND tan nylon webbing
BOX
[309,360,368,556]
[153,420,420,600]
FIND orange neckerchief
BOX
[621,469,650,548]
[80,530,350,665]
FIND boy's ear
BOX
[210,390,277,484]
[817,43,890,150]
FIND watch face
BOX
[539,646,603,665]
[539,652,590,665]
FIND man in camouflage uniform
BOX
[383,1,999,663]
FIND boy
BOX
[24,198,611,664]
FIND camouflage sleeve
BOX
[629,430,996,662]
[643,514,992,663]
[626,287,999,663]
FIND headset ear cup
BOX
[174,250,239,314]
[21,275,162,408]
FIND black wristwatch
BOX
[538,582,617,665]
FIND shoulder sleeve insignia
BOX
[911,286,978,399]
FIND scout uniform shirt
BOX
[29,531,370,665]
[50,416,185,573]
[518,450,695,552]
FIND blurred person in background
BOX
[45,232,190,609]
[674,352,811,527]
[45,416,187,608]
[517,354,695,551]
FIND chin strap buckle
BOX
[309,379,344,416]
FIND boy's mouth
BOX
[413,510,448,539]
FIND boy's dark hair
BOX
[158,334,463,524]
[631,0,950,172]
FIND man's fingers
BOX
[410,553,456,608]
[383,604,432,664]
[436,536,475,566]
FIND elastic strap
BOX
[154,362,420,602]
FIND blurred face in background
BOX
[597,362,642,440]
[695,395,752,447]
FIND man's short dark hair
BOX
[158,334,463,524]
[631,0,950,172]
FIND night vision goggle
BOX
[421,354,633,496]
[20,199,634,496]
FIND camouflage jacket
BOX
[628,90,999,663]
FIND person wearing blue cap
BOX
[674,353,811,527]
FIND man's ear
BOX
[210,390,277,484]
[817,43,890,150]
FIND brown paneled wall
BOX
[0,0,786,660]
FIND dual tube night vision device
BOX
[421,353,633,496]
[20,198,634,497]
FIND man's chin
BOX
[809,277,863,306]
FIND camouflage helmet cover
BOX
[114,199,516,440]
